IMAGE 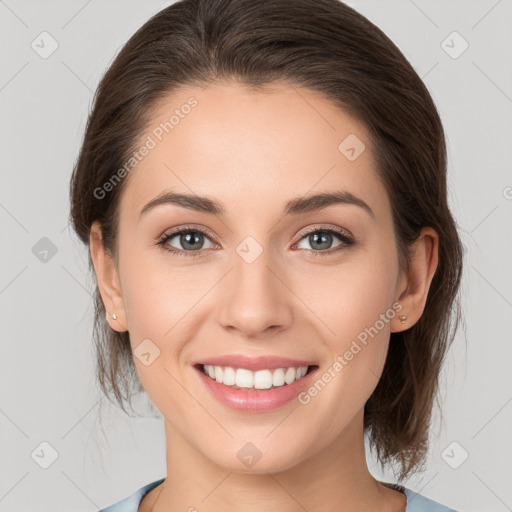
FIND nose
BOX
[217,248,293,338]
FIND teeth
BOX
[202,365,310,389]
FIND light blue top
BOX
[98,478,458,511]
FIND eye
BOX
[156,225,217,258]
[156,224,355,259]
[293,226,355,257]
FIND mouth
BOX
[193,362,320,412]
[194,363,319,391]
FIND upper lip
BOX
[194,355,317,372]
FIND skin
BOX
[90,81,438,512]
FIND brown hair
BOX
[69,0,464,482]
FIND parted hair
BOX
[69,0,464,482]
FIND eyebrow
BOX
[139,189,374,220]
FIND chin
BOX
[207,444,307,475]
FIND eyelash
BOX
[155,224,355,259]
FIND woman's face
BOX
[101,82,409,473]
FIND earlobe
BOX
[89,221,128,332]
[391,227,439,333]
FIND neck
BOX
[141,409,406,512]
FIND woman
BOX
[69,0,464,510]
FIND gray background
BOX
[1,1,511,511]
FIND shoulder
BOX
[98,479,458,512]
[98,478,165,512]
[404,487,458,512]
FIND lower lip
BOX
[194,365,319,413]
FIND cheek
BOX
[119,226,195,307]
[295,247,397,342]
[300,241,399,396]
[290,257,399,447]
[117,246,194,407]
[117,238,187,342]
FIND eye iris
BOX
[310,231,332,250]
[181,231,203,250]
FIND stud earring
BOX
[106,312,117,320]
[399,314,407,324]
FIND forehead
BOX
[119,81,389,223]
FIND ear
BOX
[89,221,128,332]
[391,227,439,332]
